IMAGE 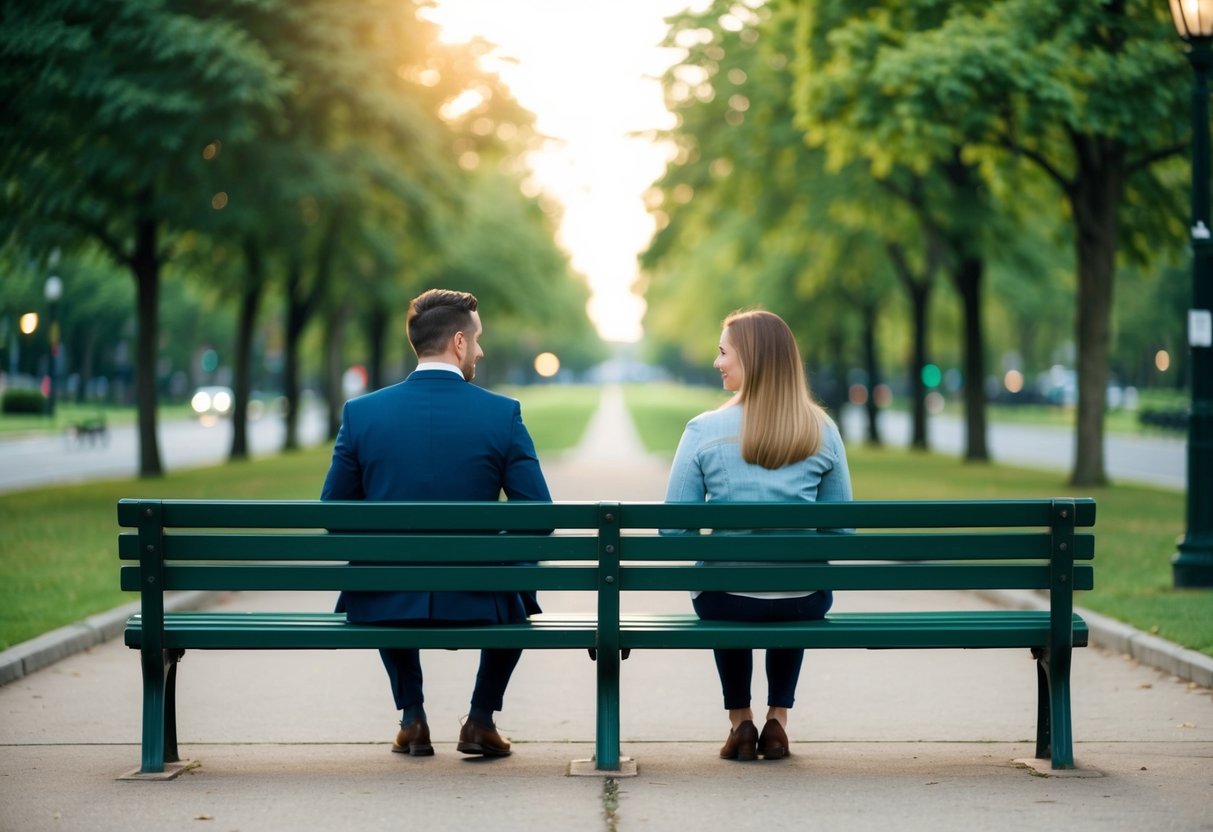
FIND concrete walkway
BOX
[1,387,1211,831]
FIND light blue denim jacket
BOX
[663,402,853,599]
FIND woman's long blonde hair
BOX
[724,309,825,469]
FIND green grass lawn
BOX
[623,383,1210,658]
[501,383,601,457]
[0,384,600,650]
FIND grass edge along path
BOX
[0,384,600,651]
[623,382,1210,659]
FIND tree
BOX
[794,0,1189,484]
[0,0,284,475]
[641,1,896,447]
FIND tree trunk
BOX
[861,299,882,446]
[324,303,348,440]
[367,305,389,391]
[130,204,163,477]
[282,215,339,450]
[1068,137,1126,486]
[954,255,990,461]
[78,323,98,404]
[283,258,307,452]
[821,328,846,418]
[908,279,930,450]
[230,240,264,461]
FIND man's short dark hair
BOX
[407,289,479,358]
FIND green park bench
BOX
[118,497,1094,778]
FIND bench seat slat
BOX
[617,611,1089,650]
[125,612,598,650]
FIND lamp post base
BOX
[1172,539,1213,588]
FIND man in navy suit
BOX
[321,288,551,758]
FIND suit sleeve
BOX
[321,402,364,500]
[502,401,552,502]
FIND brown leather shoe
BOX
[719,720,758,761]
[758,719,789,759]
[457,718,512,757]
[391,720,434,756]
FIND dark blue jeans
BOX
[692,591,834,710]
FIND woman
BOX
[664,309,853,761]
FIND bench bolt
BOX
[605,545,615,553]
[604,576,615,583]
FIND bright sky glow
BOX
[424,1,700,343]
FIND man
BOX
[321,288,551,758]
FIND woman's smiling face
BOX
[714,326,744,392]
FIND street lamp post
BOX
[1168,0,1213,587]
[44,275,63,419]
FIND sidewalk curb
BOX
[976,589,1213,689]
[0,591,221,687]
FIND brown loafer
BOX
[392,720,434,756]
[719,720,758,761]
[457,718,512,757]
[758,719,789,759]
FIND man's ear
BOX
[451,330,466,360]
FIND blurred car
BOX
[191,385,233,417]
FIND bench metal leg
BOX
[163,649,184,764]
[595,647,621,771]
[1032,647,1075,769]
[139,648,184,773]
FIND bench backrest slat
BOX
[617,563,1094,593]
[119,498,1094,613]
[618,499,1096,529]
[120,564,600,593]
[119,532,598,562]
[619,532,1094,561]
[118,499,603,530]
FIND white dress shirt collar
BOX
[414,361,464,378]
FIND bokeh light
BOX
[1004,369,1024,394]
[534,352,560,378]
[19,312,39,335]
[921,363,942,389]
[1155,350,1171,372]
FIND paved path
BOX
[0,387,1209,831]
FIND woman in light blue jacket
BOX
[664,309,853,762]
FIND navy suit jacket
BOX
[321,369,552,624]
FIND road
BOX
[0,407,327,494]
[0,398,1185,494]
[840,406,1184,490]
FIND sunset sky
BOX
[424,1,705,342]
